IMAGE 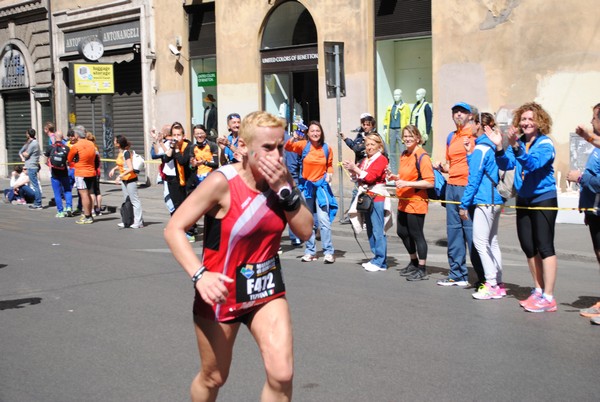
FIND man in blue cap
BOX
[434,102,483,287]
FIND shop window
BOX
[190,57,218,139]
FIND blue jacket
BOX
[495,134,556,202]
[343,131,366,164]
[460,134,504,209]
[579,147,600,216]
[299,177,338,223]
[284,131,301,182]
[223,134,239,164]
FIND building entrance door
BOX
[263,70,318,132]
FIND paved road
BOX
[1,190,600,402]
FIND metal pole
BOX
[334,44,344,218]
[91,96,96,136]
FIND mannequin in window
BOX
[278,99,303,124]
[383,89,411,174]
[203,94,218,142]
[410,88,433,145]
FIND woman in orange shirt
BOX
[388,125,434,281]
[109,135,144,229]
[285,121,337,264]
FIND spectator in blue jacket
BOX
[460,112,506,300]
[489,102,558,313]
[567,103,600,323]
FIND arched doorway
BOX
[260,1,318,131]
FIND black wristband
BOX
[278,187,302,212]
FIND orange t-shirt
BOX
[116,150,137,181]
[285,139,333,182]
[446,127,474,186]
[194,143,215,176]
[396,147,434,214]
[67,138,97,177]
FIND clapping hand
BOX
[463,137,472,154]
[150,128,162,142]
[506,126,519,146]
[575,125,593,142]
[485,126,503,149]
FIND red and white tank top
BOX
[194,164,287,322]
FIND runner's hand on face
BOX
[257,154,289,192]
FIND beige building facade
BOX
[432,0,600,184]
[0,0,52,176]
[2,0,599,193]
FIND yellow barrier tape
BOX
[0,158,161,165]
[337,162,593,212]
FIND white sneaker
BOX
[323,254,335,264]
[363,262,385,272]
[130,222,144,229]
[117,223,125,228]
[301,254,317,262]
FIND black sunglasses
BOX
[227,113,241,121]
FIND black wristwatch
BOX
[191,267,206,285]
[277,185,292,200]
[277,186,302,212]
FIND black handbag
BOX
[356,192,374,213]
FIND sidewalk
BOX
[2,177,596,263]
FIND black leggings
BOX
[516,197,557,259]
[165,176,186,213]
[396,211,427,260]
[586,214,600,252]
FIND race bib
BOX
[236,256,285,303]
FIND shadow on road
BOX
[0,297,42,310]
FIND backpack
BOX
[132,151,145,173]
[49,143,69,170]
[497,169,516,200]
[120,196,134,228]
[415,152,447,204]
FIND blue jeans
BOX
[68,168,82,211]
[51,175,73,213]
[304,195,334,256]
[27,166,42,207]
[366,200,387,268]
[288,227,300,243]
[446,184,483,282]
[4,188,17,202]
[19,185,35,203]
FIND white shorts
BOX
[75,176,95,190]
